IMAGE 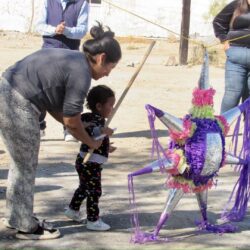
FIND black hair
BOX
[82,22,122,64]
[86,85,115,113]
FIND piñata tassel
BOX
[222,104,250,221]
[145,104,168,172]
[196,220,237,233]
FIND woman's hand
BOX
[63,114,103,149]
[223,40,230,51]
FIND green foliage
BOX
[203,0,228,21]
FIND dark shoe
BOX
[15,221,60,240]
[2,216,49,230]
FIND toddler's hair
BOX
[86,85,115,112]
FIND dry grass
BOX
[188,44,225,67]
[0,30,226,67]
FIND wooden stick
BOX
[84,40,156,163]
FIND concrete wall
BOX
[0,0,226,38]
[89,0,213,37]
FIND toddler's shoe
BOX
[86,218,110,231]
[64,207,85,222]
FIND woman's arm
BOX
[63,1,89,39]
[63,113,102,149]
[213,1,237,42]
[35,0,57,36]
[48,111,64,124]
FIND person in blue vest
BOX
[36,0,89,141]
[0,23,121,240]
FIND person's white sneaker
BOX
[64,129,77,142]
[64,207,85,222]
[86,218,110,231]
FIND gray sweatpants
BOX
[0,78,40,232]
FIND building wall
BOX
[0,0,226,38]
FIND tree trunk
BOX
[179,0,191,65]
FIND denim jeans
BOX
[220,46,250,114]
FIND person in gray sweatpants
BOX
[0,78,41,233]
[0,23,121,240]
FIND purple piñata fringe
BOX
[128,174,168,243]
[196,220,237,233]
[128,105,170,244]
[128,175,141,242]
[184,118,225,186]
[145,104,168,173]
[222,105,250,221]
[232,115,241,156]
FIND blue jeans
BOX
[221,46,250,114]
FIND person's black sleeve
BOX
[213,0,237,42]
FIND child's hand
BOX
[101,127,114,136]
[109,142,117,153]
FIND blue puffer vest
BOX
[43,0,85,50]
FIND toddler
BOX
[65,85,116,231]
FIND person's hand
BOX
[55,21,65,34]
[109,142,117,153]
[223,40,230,51]
[101,127,114,136]
[83,138,102,163]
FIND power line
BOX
[102,0,250,49]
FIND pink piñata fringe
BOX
[192,88,215,107]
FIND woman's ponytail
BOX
[83,22,121,64]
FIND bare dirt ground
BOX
[0,32,249,250]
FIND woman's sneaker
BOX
[86,218,110,231]
[1,218,15,229]
[1,216,46,230]
[64,207,85,222]
[15,222,60,240]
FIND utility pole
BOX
[179,0,191,65]
[28,0,35,33]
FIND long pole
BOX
[83,40,156,163]
[179,0,191,65]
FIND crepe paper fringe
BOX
[222,105,250,221]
